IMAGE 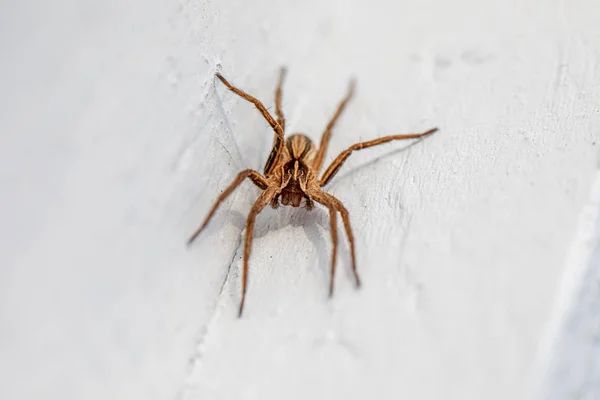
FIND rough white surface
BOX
[534,171,600,400]
[1,1,599,400]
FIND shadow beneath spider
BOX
[226,204,333,294]
[300,210,332,291]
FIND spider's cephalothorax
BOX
[187,67,437,316]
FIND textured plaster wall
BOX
[0,1,599,400]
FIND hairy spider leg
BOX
[312,79,356,173]
[325,192,361,287]
[239,188,279,317]
[263,67,288,175]
[215,73,284,176]
[274,67,287,132]
[187,169,267,245]
[309,190,340,296]
[319,128,438,186]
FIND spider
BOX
[188,67,437,316]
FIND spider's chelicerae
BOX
[188,68,437,316]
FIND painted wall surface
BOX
[1,1,598,399]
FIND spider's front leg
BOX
[326,193,360,288]
[309,189,339,296]
[309,187,361,294]
[239,188,279,317]
[187,169,268,245]
[215,71,286,176]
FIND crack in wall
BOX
[176,231,243,400]
[175,93,249,398]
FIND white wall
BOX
[1,1,598,399]
[536,172,600,400]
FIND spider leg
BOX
[312,79,355,173]
[239,188,278,317]
[274,67,287,131]
[319,127,438,187]
[324,193,361,288]
[215,72,284,175]
[263,68,287,175]
[187,169,268,245]
[310,190,339,297]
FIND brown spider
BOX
[188,68,437,316]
